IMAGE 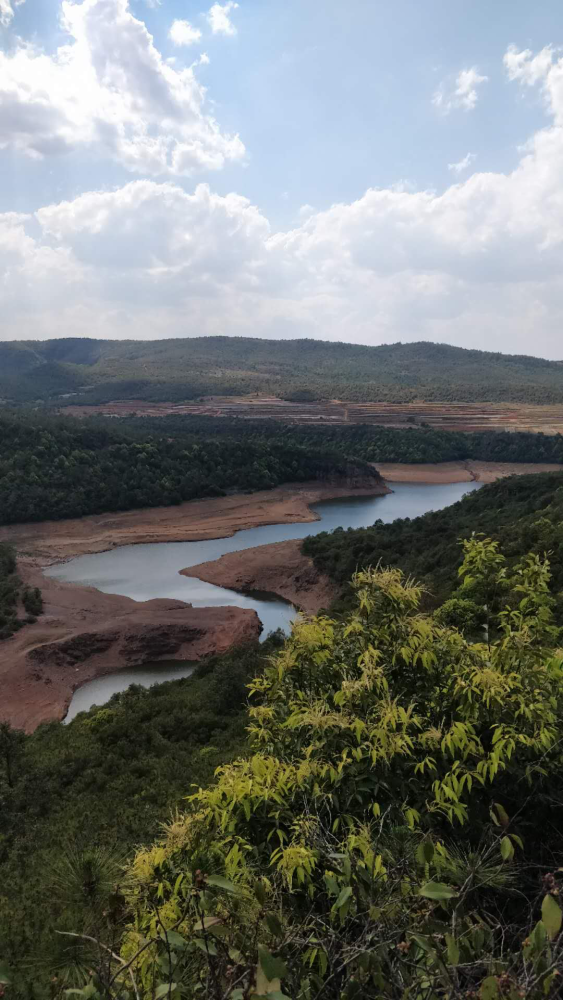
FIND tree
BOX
[0,723,25,790]
[55,538,563,999]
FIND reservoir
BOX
[47,481,481,720]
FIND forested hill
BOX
[3,410,563,525]
[0,411,381,525]
[3,335,563,404]
[304,470,563,604]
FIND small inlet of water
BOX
[47,481,481,720]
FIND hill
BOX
[3,336,563,405]
[3,476,563,996]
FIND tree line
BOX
[0,412,381,526]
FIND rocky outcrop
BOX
[182,539,338,617]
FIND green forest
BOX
[2,409,563,527]
[304,470,563,602]
[0,542,42,640]
[2,336,563,404]
[3,476,563,997]
[0,412,381,525]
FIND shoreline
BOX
[0,479,387,731]
[0,478,389,565]
[373,460,563,483]
[2,462,561,732]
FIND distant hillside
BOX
[3,336,563,405]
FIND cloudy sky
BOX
[1,0,563,357]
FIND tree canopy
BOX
[12,537,563,999]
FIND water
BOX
[47,481,481,720]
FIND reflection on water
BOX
[47,480,481,719]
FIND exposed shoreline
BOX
[2,462,561,732]
[0,478,389,565]
[0,479,387,731]
[181,461,563,616]
[373,460,563,483]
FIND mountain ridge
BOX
[3,335,563,404]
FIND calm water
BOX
[48,481,481,720]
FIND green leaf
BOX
[255,880,267,906]
[0,962,12,985]
[416,839,434,865]
[333,886,353,911]
[163,930,188,949]
[155,986,178,999]
[409,933,434,954]
[265,913,283,937]
[258,946,288,983]
[533,921,547,950]
[542,894,562,940]
[206,874,239,894]
[445,933,459,966]
[418,881,457,900]
[500,836,514,861]
[480,977,499,1000]
[192,937,218,956]
[493,802,510,828]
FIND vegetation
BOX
[0,637,284,999]
[4,407,563,527]
[126,414,563,465]
[0,542,42,639]
[4,537,563,998]
[303,471,563,606]
[2,336,563,404]
[0,412,381,525]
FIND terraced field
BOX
[61,397,563,434]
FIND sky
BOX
[1,1,563,357]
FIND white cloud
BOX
[4,47,563,357]
[207,1,238,36]
[168,19,202,47]
[433,66,488,113]
[0,0,23,27]
[448,152,477,175]
[0,0,244,175]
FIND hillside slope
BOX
[4,336,563,404]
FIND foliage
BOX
[0,411,381,525]
[3,336,563,404]
[0,638,284,998]
[118,414,563,466]
[48,538,563,999]
[304,471,563,606]
[0,542,41,639]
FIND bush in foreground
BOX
[14,537,563,999]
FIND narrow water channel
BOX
[47,481,481,721]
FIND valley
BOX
[2,461,559,730]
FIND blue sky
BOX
[1,0,563,355]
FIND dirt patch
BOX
[0,479,388,731]
[61,398,563,435]
[374,461,563,484]
[182,539,338,617]
[0,560,261,732]
[0,480,388,564]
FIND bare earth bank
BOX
[0,480,387,731]
[374,461,563,483]
[181,460,563,618]
[182,539,338,617]
[0,560,261,732]
[0,479,388,564]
